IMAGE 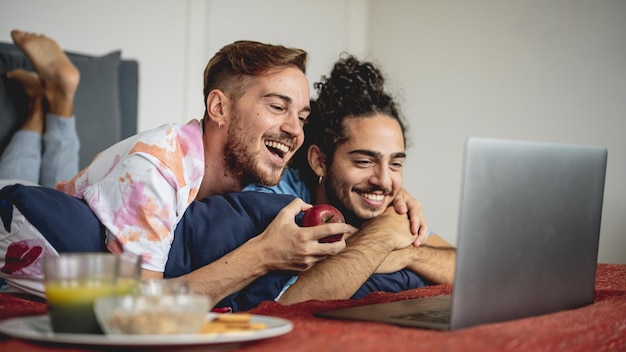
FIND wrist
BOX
[359,220,398,251]
[243,235,275,273]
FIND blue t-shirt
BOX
[243,168,311,299]
[244,168,310,203]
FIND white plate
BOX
[0,314,292,347]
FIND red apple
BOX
[302,204,346,243]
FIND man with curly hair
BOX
[246,55,456,304]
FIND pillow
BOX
[0,42,122,169]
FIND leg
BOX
[0,70,44,184]
[40,114,80,186]
[0,131,42,184]
[9,31,81,187]
[6,69,45,134]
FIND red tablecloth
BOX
[1,263,625,351]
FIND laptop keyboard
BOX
[391,307,451,325]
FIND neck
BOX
[196,119,244,200]
[311,184,327,206]
[196,169,243,200]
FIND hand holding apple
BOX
[301,204,346,243]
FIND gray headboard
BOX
[0,42,138,169]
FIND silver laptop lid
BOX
[450,138,607,330]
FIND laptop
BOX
[315,137,608,330]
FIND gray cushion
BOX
[0,42,123,169]
[0,42,29,154]
[71,51,122,168]
[118,60,139,140]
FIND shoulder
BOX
[137,120,202,142]
[129,120,203,162]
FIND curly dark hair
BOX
[291,54,408,188]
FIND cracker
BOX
[199,313,267,334]
[215,313,252,322]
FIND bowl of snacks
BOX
[94,280,210,335]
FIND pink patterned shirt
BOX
[56,120,205,272]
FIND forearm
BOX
[406,244,456,284]
[279,230,395,304]
[171,238,270,305]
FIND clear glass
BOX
[43,253,141,334]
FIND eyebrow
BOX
[348,149,407,159]
[264,93,311,113]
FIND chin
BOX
[348,208,378,222]
[257,169,284,187]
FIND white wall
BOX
[187,0,369,119]
[1,0,624,263]
[0,0,189,131]
[369,0,626,263]
[0,0,366,131]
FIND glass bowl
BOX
[94,280,210,335]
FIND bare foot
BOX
[7,69,45,134]
[11,30,79,117]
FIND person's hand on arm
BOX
[392,189,429,246]
[170,198,351,305]
[278,206,417,304]
[375,234,456,284]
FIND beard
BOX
[325,168,392,227]
[223,122,285,187]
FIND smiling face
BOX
[224,66,310,186]
[324,114,405,223]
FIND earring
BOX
[318,176,323,185]
[218,122,222,129]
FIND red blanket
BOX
[245,263,626,352]
[0,263,625,351]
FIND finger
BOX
[304,222,353,242]
[406,203,424,236]
[409,216,420,236]
[278,198,311,218]
[312,239,346,256]
[414,224,430,246]
[339,224,359,240]
[392,195,409,215]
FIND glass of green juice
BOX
[43,253,141,334]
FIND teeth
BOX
[362,193,385,201]
[265,141,290,154]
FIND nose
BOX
[369,165,393,191]
[281,111,303,138]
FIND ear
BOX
[307,144,327,178]
[206,89,229,127]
